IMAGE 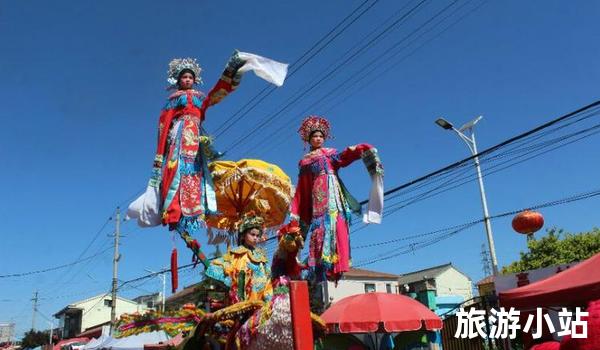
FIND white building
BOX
[326,268,401,303]
[0,322,15,343]
[397,263,473,301]
[54,294,148,338]
[397,263,473,316]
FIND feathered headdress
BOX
[167,58,203,87]
[298,115,332,142]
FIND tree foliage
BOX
[502,227,600,274]
[20,330,49,349]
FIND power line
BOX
[213,0,379,138]
[373,100,600,204]
[0,247,113,279]
[315,0,488,117]
[41,216,114,297]
[352,187,600,266]
[223,0,431,154]
[343,104,600,230]
[380,117,600,217]
[250,0,471,157]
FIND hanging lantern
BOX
[512,210,544,237]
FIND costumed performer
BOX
[204,211,273,305]
[290,115,384,283]
[237,221,323,350]
[127,51,288,268]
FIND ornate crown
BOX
[236,210,265,234]
[298,115,332,142]
[167,58,203,87]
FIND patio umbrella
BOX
[205,159,293,244]
[321,292,443,333]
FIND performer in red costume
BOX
[290,115,384,283]
[128,51,288,268]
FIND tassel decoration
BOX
[171,248,178,293]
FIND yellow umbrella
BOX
[206,159,293,235]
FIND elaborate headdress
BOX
[236,211,266,245]
[237,211,265,235]
[167,58,203,87]
[298,115,332,142]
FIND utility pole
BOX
[31,290,38,331]
[110,207,121,333]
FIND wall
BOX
[434,268,473,301]
[0,323,15,343]
[327,278,400,303]
[76,296,147,331]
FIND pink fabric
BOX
[334,215,350,274]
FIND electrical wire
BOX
[213,0,379,138]
[0,247,113,279]
[223,0,431,155]
[352,187,600,266]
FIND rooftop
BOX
[476,275,495,286]
[343,267,399,280]
[397,263,471,285]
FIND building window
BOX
[386,283,392,293]
[104,299,112,307]
[364,283,376,293]
[147,301,154,308]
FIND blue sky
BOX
[1,0,599,338]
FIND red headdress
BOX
[298,115,332,142]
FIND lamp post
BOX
[435,116,499,276]
[145,268,166,312]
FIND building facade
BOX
[53,295,148,338]
[0,323,15,344]
[326,268,401,304]
[397,263,473,315]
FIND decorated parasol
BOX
[205,159,293,245]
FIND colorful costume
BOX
[128,52,288,237]
[204,212,273,304]
[291,115,384,282]
[205,245,273,304]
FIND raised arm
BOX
[332,143,375,169]
[200,51,245,115]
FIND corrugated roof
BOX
[343,267,399,279]
[397,263,453,284]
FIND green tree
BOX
[20,330,49,349]
[502,227,600,273]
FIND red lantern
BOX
[512,210,544,236]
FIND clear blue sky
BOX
[1,0,599,338]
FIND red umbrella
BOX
[321,292,443,333]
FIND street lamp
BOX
[145,268,166,312]
[435,116,499,276]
